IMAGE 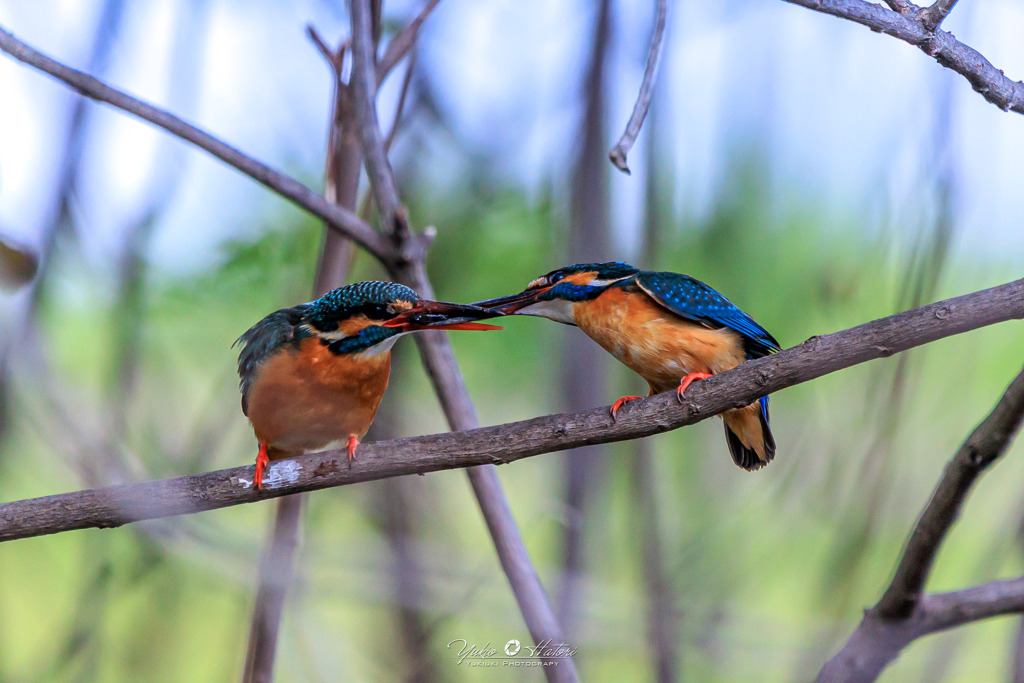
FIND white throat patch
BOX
[517,298,576,325]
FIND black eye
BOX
[364,303,390,320]
[549,271,565,284]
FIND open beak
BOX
[471,286,552,314]
[381,300,504,332]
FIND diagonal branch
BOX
[347,2,575,679]
[609,0,668,174]
[0,276,1020,544]
[876,364,1024,618]
[817,365,1024,682]
[0,26,389,260]
[377,0,442,83]
[782,0,1024,115]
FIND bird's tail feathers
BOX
[723,397,775,471]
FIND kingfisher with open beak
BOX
[236,281,500,490]
[474,262,780,471]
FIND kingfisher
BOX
[236,281,500,490]
[474,262,780,471]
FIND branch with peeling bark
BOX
[0,276,1020,544]
[817,365,1024,682]
[783,0,1024,115]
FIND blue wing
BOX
[634,271,780,359]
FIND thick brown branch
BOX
[783,0,1024,114]
[0,25,389,259]
[0,277,1019,544]
[609,0,668,174]
[876,365,1024,618]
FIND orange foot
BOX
[346,434,360,462]
[676,372,713,403]
[254,442,269,491]
[610,395,643,420]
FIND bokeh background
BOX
[1,0,1023,681]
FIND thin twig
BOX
[377,0,442,83]
[608,0,667,174]
[0,276,1020,543]
[919,0,959,32]
[0,26,388,259]
[782,0,1024,114]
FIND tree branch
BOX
[0,25,390,260]
[818,577,1024,683]
[0,276,1019,544]
[782,0,1024,115]
[817,364,1024,682]
[347,3,575,678]
[376,0,441,84]
[876,365,1024,618]
[609,0,668,174]
[919,0,959,32]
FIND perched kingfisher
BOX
[236,281,500,490]
[474,262,780,470]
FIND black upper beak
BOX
[381,300,504,331]
[472,286,553,314]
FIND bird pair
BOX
[236,263,779,490]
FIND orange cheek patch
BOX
[563,271,597,286]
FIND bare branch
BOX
[348,3,575,677]
[0,25,390,259]
[876,365,1024,618]
[349,0,407,241]
[0,276,1019,544]
[818,577,1024,682]
[883,0,915,14]
[242,495,304,683]
[919,0,959,32]
[609,0,668,174]
[377,0,442,83]
[782,0,1024,115]
[818,365,1024,682]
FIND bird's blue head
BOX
[472,262,639,324]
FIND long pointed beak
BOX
[381,300,504,332]
[472,286,552,314]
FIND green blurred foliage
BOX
[0,161,1022,682]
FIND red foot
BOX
[254,442,269,491]
[346,435,360,462]
[676,372,713,402]
[610,395,642,420]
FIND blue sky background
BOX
[0,0,1022,273]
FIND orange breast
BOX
[244,337,391,457]
[573,287,746,394]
